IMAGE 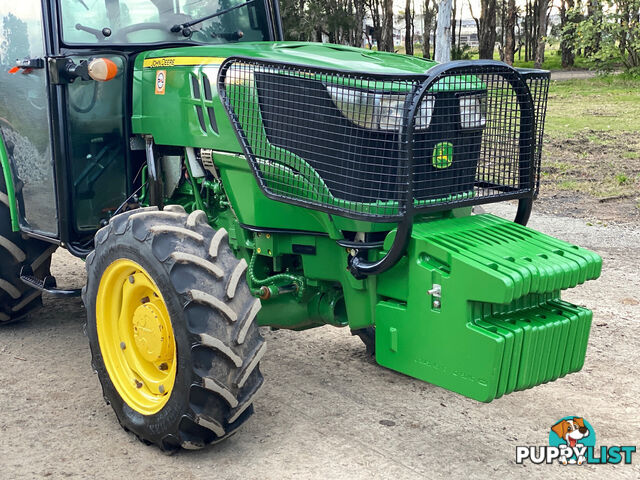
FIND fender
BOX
[0,133,19,232]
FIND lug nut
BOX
[129,275,135,284]
[158,362,168,371]
[120,342,126,350]
[159,385,165,394]
[135,380,143,389]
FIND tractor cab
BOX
[0,0,280,250]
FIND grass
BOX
[540,74,640,202]
[545,75,640,137]
[558,180,580,190]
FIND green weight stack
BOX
[375,214,601,402]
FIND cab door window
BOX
[0,2,58,235]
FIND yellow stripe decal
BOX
[143,56,227,68]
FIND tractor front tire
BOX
[0,172,56,324]
[83,205,265,452]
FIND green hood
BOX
[138,41,438,75]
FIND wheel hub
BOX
[132,302,172,363]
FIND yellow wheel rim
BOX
[96,259,177,415]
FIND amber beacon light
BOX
[87,58,118,82]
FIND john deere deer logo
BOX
[432,142,453,169]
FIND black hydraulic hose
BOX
[348,219,412,279]
[348,77,431,279]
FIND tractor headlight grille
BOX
[218,59,549,221]
[326,85,434,131]
[459,94,487,129]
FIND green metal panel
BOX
[131,43,485,235]
[374,213,601,402]
[0,135,19,232]
[212,152,337,233]
[131,42,438,147]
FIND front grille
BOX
[218,58,549,221]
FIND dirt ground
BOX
[0,201,638,479]
[538,130,640,225]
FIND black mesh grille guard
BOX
[217,58,549,222]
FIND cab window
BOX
[58,0,271,45]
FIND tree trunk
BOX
[534,0,549,68]
[405,0,414,55]
[477,0,497,59]
[559,0,575,68]
[435,0,452,62]
[524,0,530,61]
[451,0,457,52]
[504,0,516,64]
[433,18,438,58]
[422,0,433,58]
[585,0,602,55]
[381,0,395,51]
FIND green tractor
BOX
[1,0,601,452]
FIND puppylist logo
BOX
[516,417,636,465]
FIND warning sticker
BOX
[155,70,166,95]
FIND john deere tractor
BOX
[0,0,601,452]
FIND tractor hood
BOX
[137,41,438,75]
[132,42,439,151]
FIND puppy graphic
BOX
[551,417,590,465]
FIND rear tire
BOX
[0,164,56,324]
[83,205,265,452]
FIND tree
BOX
[279,0,367,46]
[435,0,452,61]
[381,0,395,51]
[585,0,603,55]
[366,0,384,48]
[469,0,497,59]
[504,0,516,64]
[574,0,640,71]
[534,0,550,68]
[0,13,30,66]
[559,0,577,67]
[405,0,415,55]
[451,0,457,53]
[422,0,438,58]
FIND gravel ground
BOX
[1,203,638,480]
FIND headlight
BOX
[225,64,255,87]
[459,94,486,129]
[326,84,434,131]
